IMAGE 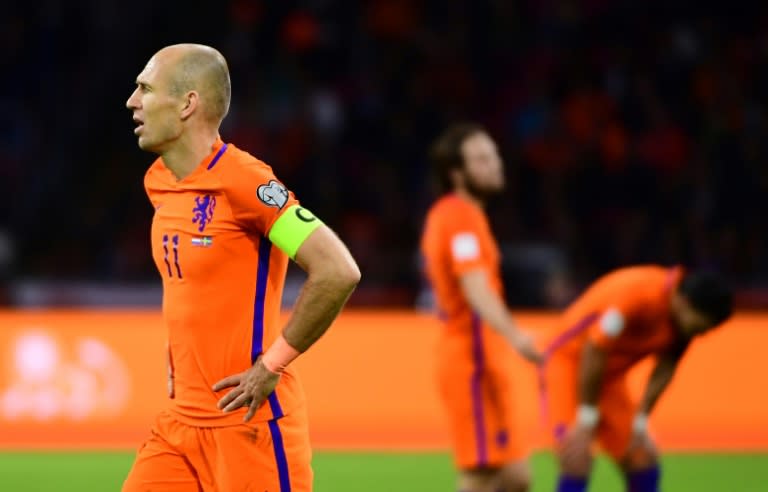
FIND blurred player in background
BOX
[421,123,542,492]
[540,265,732,492]
[123,43,360,492]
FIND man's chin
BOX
[137,137,158,153]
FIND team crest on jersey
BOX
[257,180,288,209]
[192,194,216,232]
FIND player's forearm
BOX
[639,355,678,415]
[459,272,521,345]
[281,269,358,352]
[578,341,606,406]
[273,225,360,355]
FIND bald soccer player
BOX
[421,123,542,492]
[540,266,732,492]
[123,44,360,492]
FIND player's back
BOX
[145,140,303,426]
[552,265,682,374]
[563,265,674,322]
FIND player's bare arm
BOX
[560,340,608,473]
[458,268,542,364]
[621,344,688,469]
[578,340,607,409]
[638,342,688,419]
[214,223,360,421]
[279,225,360,350]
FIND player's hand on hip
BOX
[510,330,544,365]
[212,358,280,422]
[559,424,594,474]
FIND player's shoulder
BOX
[426,194,479,223]
[216,143,274,178]
[214,142,297,213]
[591,264,678,302]
[606,264,676,285]
[214,143,287,198]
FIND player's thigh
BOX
[122,427,200,492]
[211,405,313,492]
[440,368,525,469]
[596,378,635,462]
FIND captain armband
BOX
[268,205,324,259]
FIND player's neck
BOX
[161,130,220,181]
[454,188,485,209]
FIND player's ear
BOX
[180,90,199,120]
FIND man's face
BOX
[670,290,717,338]
[125,54,184,153]
[457,132,505,198]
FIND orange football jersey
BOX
[145,138,304,426]
[421,194,503,332]
[546,265,684,376]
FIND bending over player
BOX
[540,265,732,492]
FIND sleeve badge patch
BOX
[257,180,289,209]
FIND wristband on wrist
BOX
[260,335,301,374]
[576,404,600,429]
[632,413,649,434]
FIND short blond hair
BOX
[167,44,231,124]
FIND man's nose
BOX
[126,90,139,110]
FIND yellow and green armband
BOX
[268,205,324,259]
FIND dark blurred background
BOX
[2,0,766,308]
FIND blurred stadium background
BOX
[1,1,767,490]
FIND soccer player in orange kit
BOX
[420,123,542,492]
[539,265,732,492]
[122,44,360,492]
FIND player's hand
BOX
[510,330,544,365]
[212,358,280,422]
[559,424,594,475]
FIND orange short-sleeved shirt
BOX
[421,194,503,332]
[145,139,303,426]
[421,194,517,372]
[547,265,684,377]
[421,194,525,467]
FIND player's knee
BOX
[559,461,591,477]
[499,473,530,492]
[557,450,592,476]
[459,467,497,492]
[621,441,659,471]
[499,462,531,492]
